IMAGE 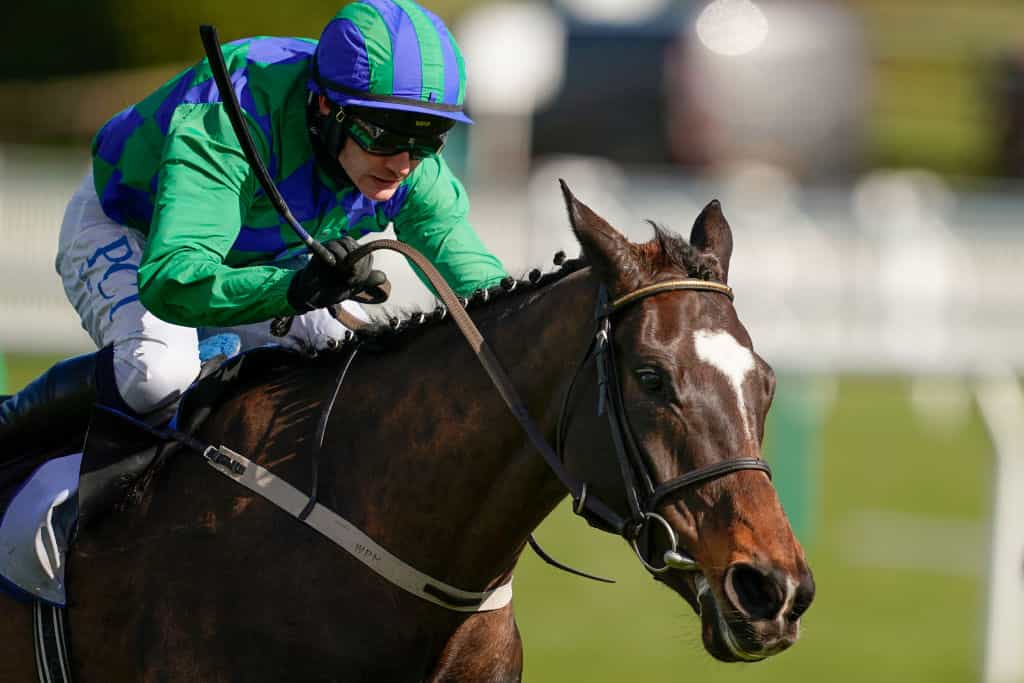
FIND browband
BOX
[608,279,734,314]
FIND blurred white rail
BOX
[975,371,1024,683]
[0,145,92,353]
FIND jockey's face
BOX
[337,137,419,202]
[317,96,422,201]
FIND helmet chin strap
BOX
[306,91,352,187]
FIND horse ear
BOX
[689,199,733,283]
[560,179,636,286]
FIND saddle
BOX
[0,337,299,606]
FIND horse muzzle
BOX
[693,565,813,663]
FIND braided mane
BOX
[347,222,707,350]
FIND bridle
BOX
[100,265,776,611]
[112,243,776,610]
[556,279,772,574]
[309,240,775,580]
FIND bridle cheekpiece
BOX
[559,278,772,575]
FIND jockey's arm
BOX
[392,155,507,297]
[137,104,301,328]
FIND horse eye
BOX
[635,368,663,392]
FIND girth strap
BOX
[33,601,72,683]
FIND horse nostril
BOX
[725,564,786,621]
[788,570,816,622]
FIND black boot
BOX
[0,351,103,458]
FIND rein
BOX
[117,242,772,613]
[345,241,771,576]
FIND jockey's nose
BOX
[384,151,412,176]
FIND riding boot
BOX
[0,345,127,459]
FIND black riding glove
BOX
[286,237,387,313]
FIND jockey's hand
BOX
[286,237,388,313]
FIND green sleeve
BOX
[137,103,297,327]
[393,155,507,297]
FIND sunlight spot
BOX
[696,0,769,57]
[557,0,671,25]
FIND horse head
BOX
[559,181,814,662]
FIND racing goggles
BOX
[341,111,447,160]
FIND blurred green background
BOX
[852,0,1024,176]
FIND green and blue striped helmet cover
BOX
[311,0,471,124]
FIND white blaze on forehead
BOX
[692,329,756,441]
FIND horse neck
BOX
[335,268,601,590]
[459,268,601,574]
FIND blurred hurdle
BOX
[765,374,831,547]
[975,368,1024,683]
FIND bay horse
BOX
[0,183,813,681]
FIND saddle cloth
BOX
[0,333,251,605]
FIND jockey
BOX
[0,0,506,454]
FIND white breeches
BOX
[55,174,366,414]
